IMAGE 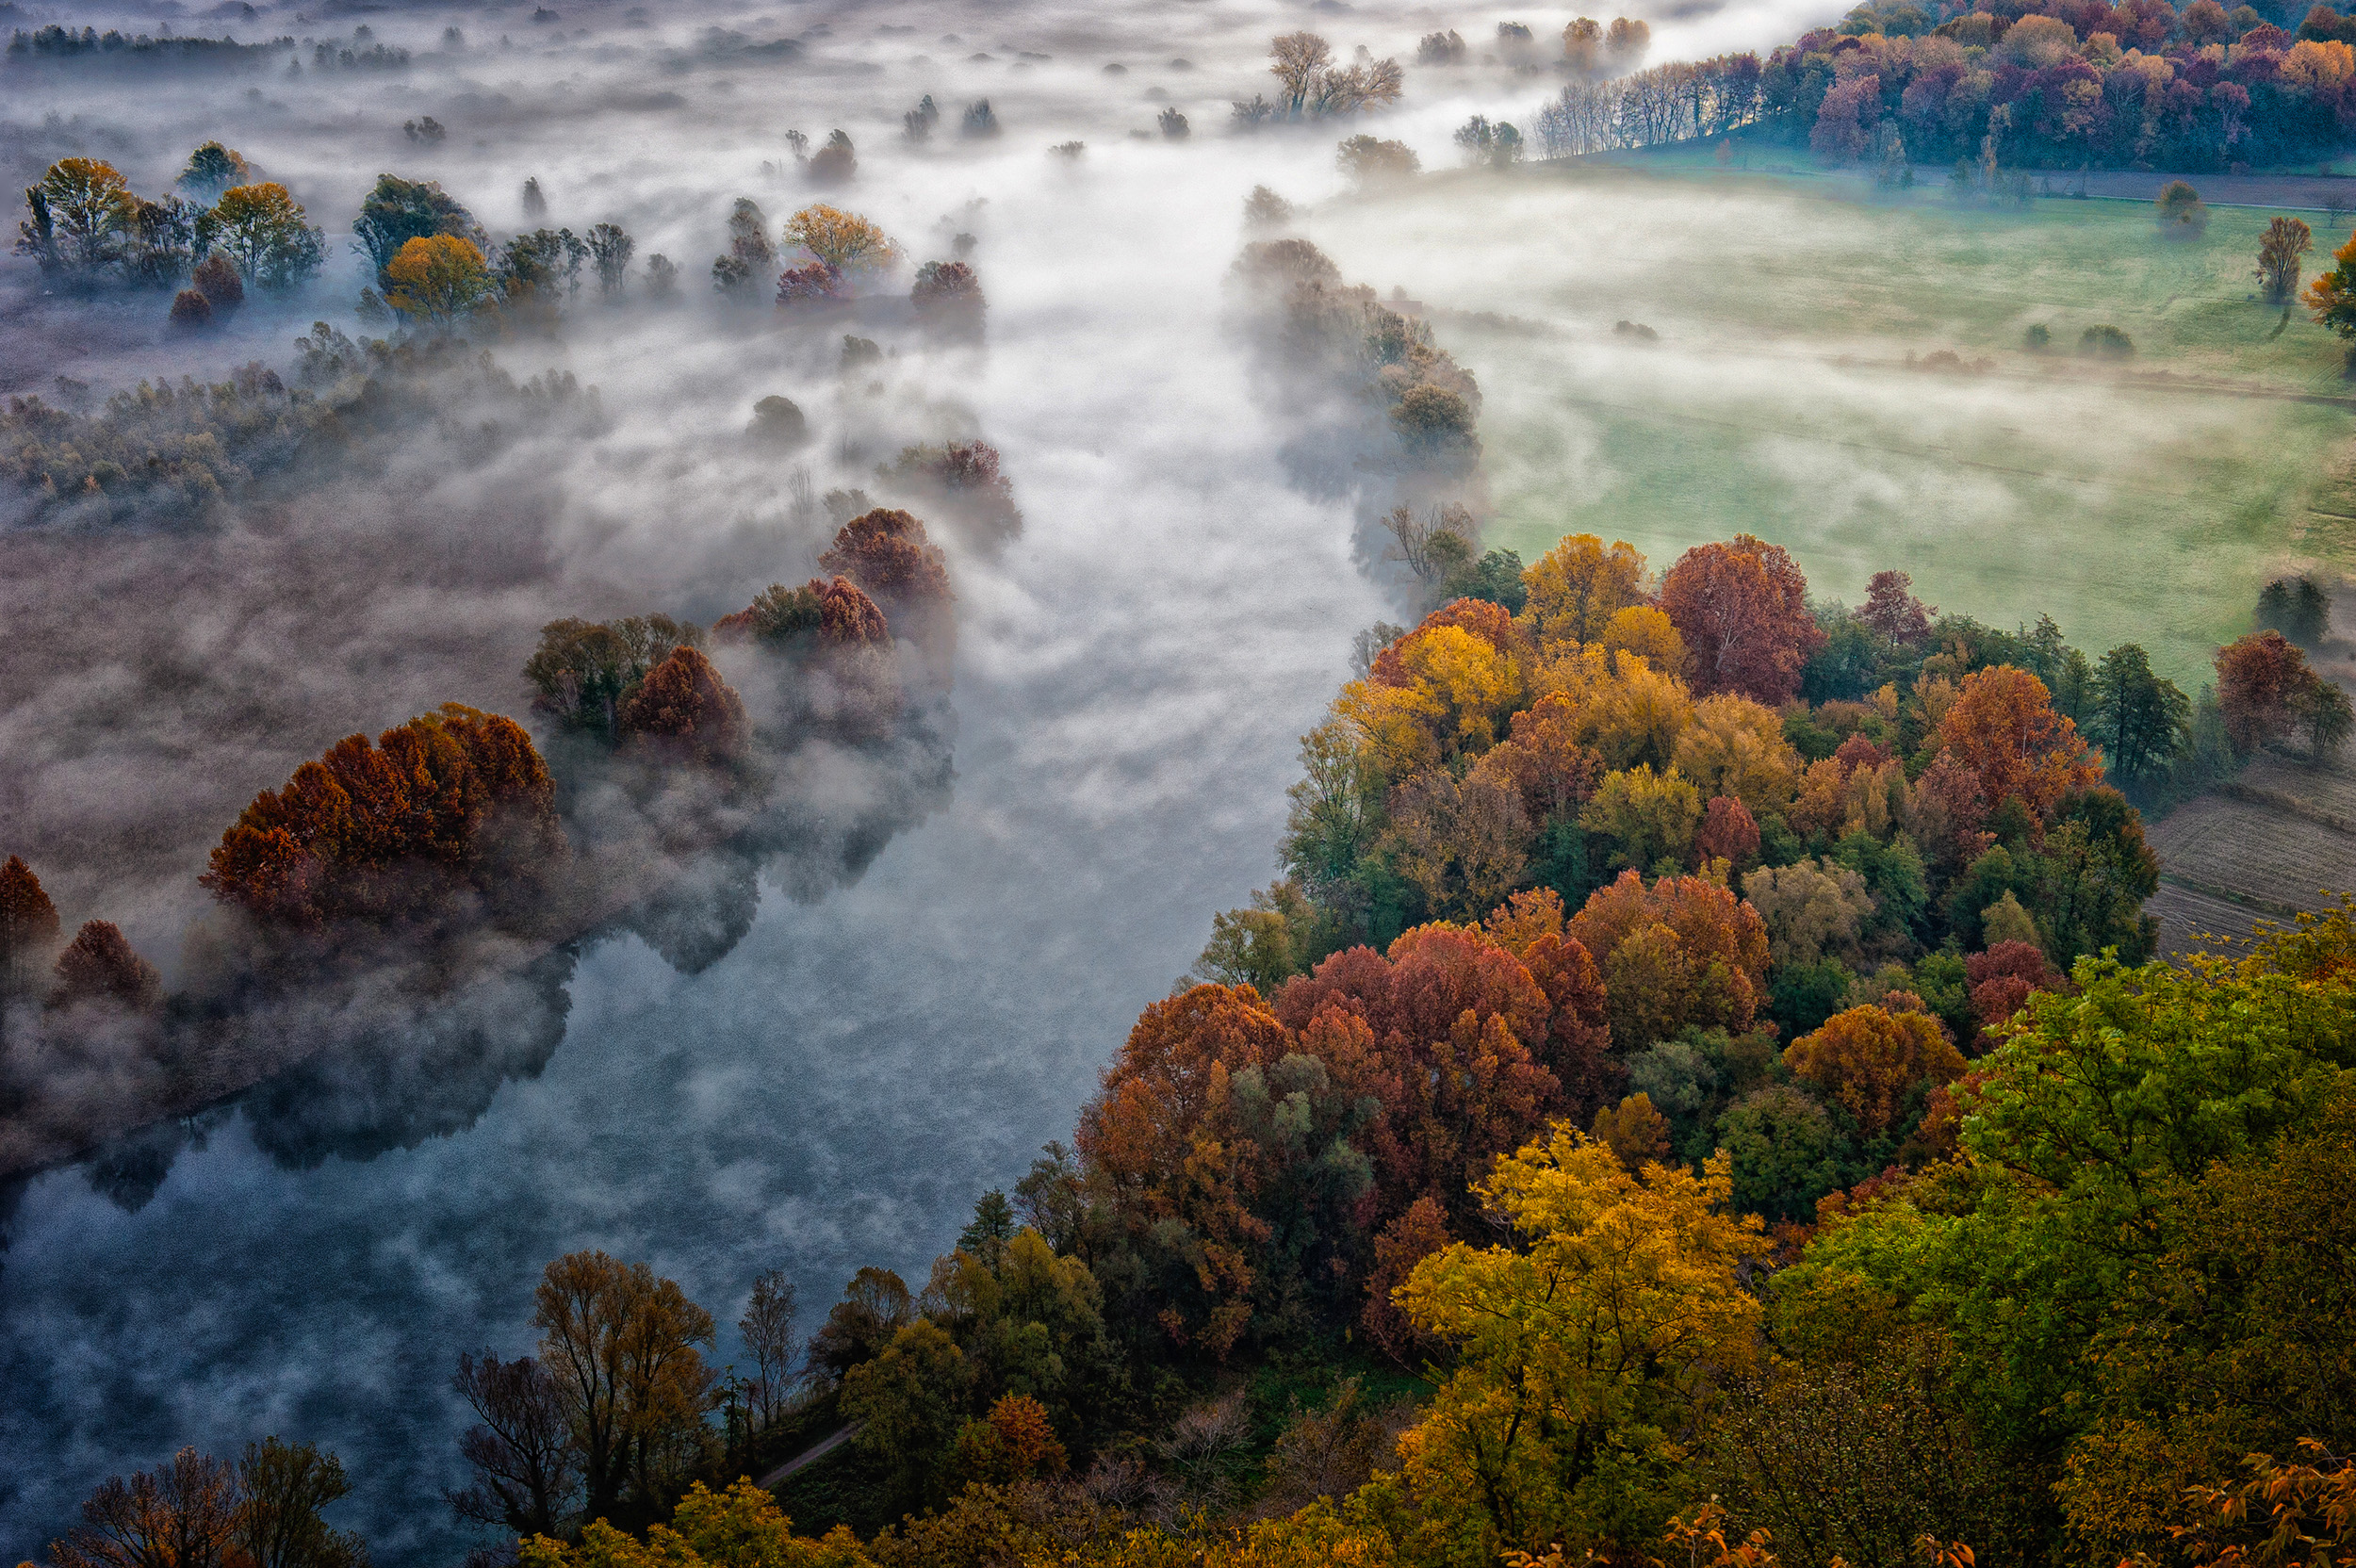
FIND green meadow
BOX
[1314,160,2356,685]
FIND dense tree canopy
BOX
[201,705,564,928]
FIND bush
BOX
[2079,323,2135,358]
[169,287,213,328]
[2156,179,2208,237]
[2022,322,2050,351]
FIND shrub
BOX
[2079,324,2135,358]
[169,287,213,328]
[2156,179,2208,237]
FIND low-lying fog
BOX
[0,0,2296,1554]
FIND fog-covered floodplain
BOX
[0,0,2344,1556]
[1312,163,2356,684]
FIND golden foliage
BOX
[1395,1128,1766,1558]
[1521,534,1650,651]
[784,204,900,271]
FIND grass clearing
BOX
[1312,162,2356,686]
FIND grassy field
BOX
[1313,161,2356,686]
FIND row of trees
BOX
[1531,54,1773,155]
[15,151,322,292]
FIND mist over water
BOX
[0,0,1856,1556]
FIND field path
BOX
[757,1422,862,1491]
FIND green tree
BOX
[840,1318,973,1508]
[2086,644,2190,789]
[237,1438,366,1568]
[1787,911,2356,1462]
[352,174,482,282]
[1189,880,1317,991]
[200,184,324,288]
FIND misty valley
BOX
[3,0,2355,1566]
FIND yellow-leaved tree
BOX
[783,204,899,272]
[1388,1128,1765,1561]
[520,1478,875,1568]
[384,234,493,327]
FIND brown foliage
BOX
[1476,694,1604,822]
[1658,533,1827,704]
[1937,664,2102,823]
[47,1446,242,1568]
[1362,1196,1451,1362]
[192,252,243,311]
[2172,1440,2356,1568]
[1567,870,1772,1043]
[201,705,563,928]
[1694,795,1761,867]
[713,576,890,649]
[2217,630,2316,756]
[1073,985,1293,1355]
[1275,925,1568,1223]
[49,921,163,1012]
[1,853,61,988]
[820,507,952,609]
[1784,1004,1966,1135]
[1859,569,1935,645]
[616,645,751,766]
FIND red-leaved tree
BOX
[1658,533,1827,703]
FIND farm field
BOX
[1314,162,2356,686]
[2143,746,2356,954]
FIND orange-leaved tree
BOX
[383,233,493,327]
[1566,870,1772,1048]
[1935,664,2101,823]
[615,645,750,767]
[1783,1004,1966,1136]
[1072,984,1296,1357]
[1275,924,1577,1227]
[820,508,951,610]
[202,704,564,928]
[1,854,61,995]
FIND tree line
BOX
[1773,0,2356,172]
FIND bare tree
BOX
[1381,502,1477,584]
[1269,32,1333,117]
[740,1268,802,1429]
[448,1351,577,1537]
